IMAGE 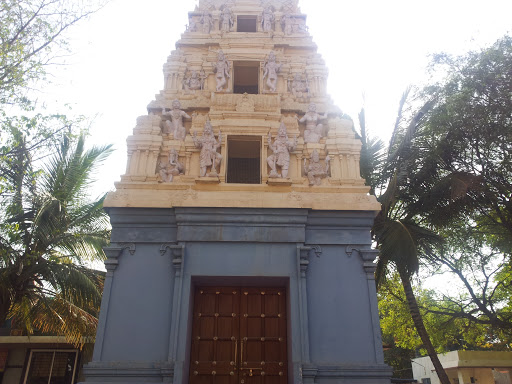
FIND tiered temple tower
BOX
[83,0,392,383]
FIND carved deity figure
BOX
[281,13,294,35]
[263,51,282,93]
[188,17,198,32]
[298,19,309,33]
[304,149,330,185]
[158,149,184,183]
[289,73,309,100]
[267,122,297,178]
[183,70,205,92]
[220,7,233,32]
[200,12,213,33]
[299,102,328,143]
[261,6,274,32]
[193,121,223,177]
[162,100,191,141]
[212,50,231,92]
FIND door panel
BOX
[189,287,287,384]
[190,287,240,384]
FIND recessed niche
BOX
[227,137,261,184]
[237,16,257,32]
[233,61,259,94]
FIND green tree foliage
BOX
[379,275,502,352]
[403,35,512,252]
[0,129,112,346]
[423,223,512,343]
[396,35,512,335]
[358,106,386,196]
[0,0,106,105]
[365,35,512,378]
[359,89,452,383]
[0,0,110,346]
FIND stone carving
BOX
[212,50,231,92]
[289,73,310,101]
[267,122,297,178]
[261,6,274,32]
[220,6,234,32]
[281,13,307,35]
[236,93,255,112]
[299,103,328,143]
[162,100,191,141]
[158,149,184,183]
[281,13,294,35]
[193,121,223,177]
[295,18,308,34]
[304,149,330,185]
[200,11,213,33]
[183,70,206,92]
[263,51,282,93]
[188,16,198,32]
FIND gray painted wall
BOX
[82,207,392,384]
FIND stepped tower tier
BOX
[105,0,378,212]
[83,1,392,384]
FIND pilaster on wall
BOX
[160,244,185,362]
[93,243,136,362]
[346,246,385,364]
[296,244,322,367]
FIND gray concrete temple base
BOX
[82,207,392,383]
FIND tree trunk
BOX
[399,271,451,384]
[0,290,11,327]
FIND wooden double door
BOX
[189,287,288,384]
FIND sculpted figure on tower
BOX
[193,121,223,177]
[212,50,231,92]
[281,13,294,35]
[220,7,234,32]
[304,149,330,185]
[200,11,213,33]
[267,122,297,179]
[261,6,274,31]
[289,73,309,101]
[263,51,282,93]
[162,99,191,141]
[183,70,205,92]
[299,102,328,143]
[158,149,184,183]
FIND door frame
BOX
[187,285,288,384]
[166,243,314,384]
[185,277,292,383]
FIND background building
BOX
[412,351,512,384]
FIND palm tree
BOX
[359,93,451,384]
[0,131,112,346]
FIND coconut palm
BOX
[0,131,112,346]
[359,94,451,384]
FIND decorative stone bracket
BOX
[160,243,185,277]
[103,243,136,276]
[297,245,322,277]
[346,246,379,277]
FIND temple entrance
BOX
[189,286,288,384]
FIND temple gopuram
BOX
[83,1,392,383]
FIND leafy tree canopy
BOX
[360,34,512,380]
[0,128,112,346]
[0,0,107,107]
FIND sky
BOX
[41,0,512,198]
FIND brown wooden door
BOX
[189,287,287,384]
